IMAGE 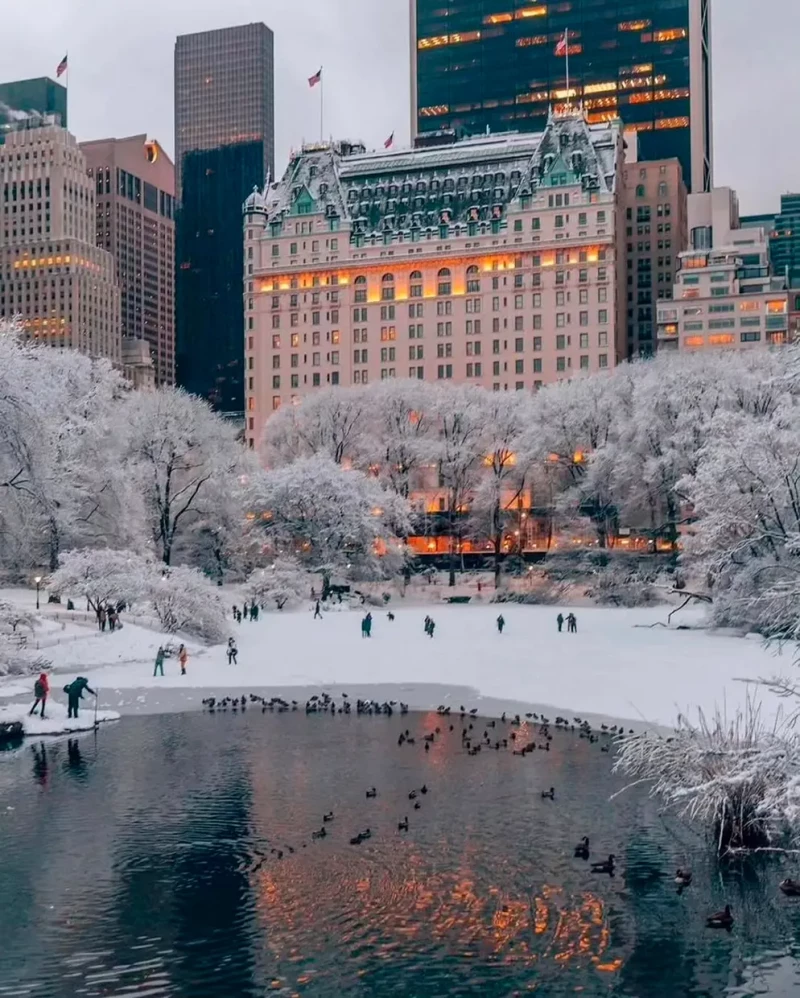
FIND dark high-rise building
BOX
[0,77,67,124]
[411,0,711,193]
[175,23,274,414]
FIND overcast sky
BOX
[2,0,796,214]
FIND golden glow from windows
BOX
[654,28,687,42]
[655,117,690,130]
[662,323,678,334]
[584,96,618,110]
[551,87,579,100]
[516,6,547,17]
[624,121,653,132]
[683,336,704,347]
[585,111,618,124]
[14,255,72,269]
[584,81,617,94]
[419,104,449,117]
[709,334,735,346]
[740,300,760,312]
[618,20,651,31]
[654,88,691,101]
[418,31,481,49]
[620,63,653,75]
[516,35,548,47]
[619,74,667,89]
[517,89,550,103]
[483,12,513,23]
[767,299,788,313]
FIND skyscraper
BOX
[175,23,274,414]
[81,135,176,386]
[0,77,67,133]
[0,123,121,363]
[411,0,711,193]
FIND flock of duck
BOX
[200,689,800,931]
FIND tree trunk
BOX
[48,516,60,572]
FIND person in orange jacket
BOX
[178,644,188,675]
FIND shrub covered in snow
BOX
[614,701,799,854]
[47,548,152,612]
[0,599,48,678]
[147,565,226,642]
[247,558,311,611]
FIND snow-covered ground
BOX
[0,699,120,737]
[0,601,793,731]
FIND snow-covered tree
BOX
[148,565,227,641]
[262,387,368,466]
[360,379,440,497]
[468,391,535,583]
[432,384,489,585]
[0,600,46,678]
[247,453,410,582]
[46,548,152,612]
[125,387,245,565]
[247,557,312,611]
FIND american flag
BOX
[56,54,68,78]
[555,30,568,56]
[308,67,322,88]
[384,132,394,149]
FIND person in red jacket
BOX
[29,672,49,719]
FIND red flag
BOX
[308,67,322,88]
[56,54,68,78]
[555,30,568,56]
[384,132,394,149]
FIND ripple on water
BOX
[1,710,799,997]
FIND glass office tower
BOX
[174,23,274,414]
[411,0,711,192]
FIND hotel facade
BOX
[244,112,631,451]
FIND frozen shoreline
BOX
[0,603,790,732]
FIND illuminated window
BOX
[655,117,690,130]
[740,301,760,312]
[683,336,704,347]
[767,300,787,313]
[584,81,617,95]
[483,12,512,23]
[618,20,651,31]
[708,334,735,346]
[654,28,687,42]
[516,6,547,18]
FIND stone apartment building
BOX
[0,123,121,363]
[243,110,629,450]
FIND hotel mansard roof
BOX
[244,110,622,241]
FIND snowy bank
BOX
[12,603,789,731]
[0,699,120,737]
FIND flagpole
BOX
[320,66,324,142]
[565,32,570,110]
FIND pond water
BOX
[2,707,800,997]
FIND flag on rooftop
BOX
[56,54,68,78]
[384,132,394,149]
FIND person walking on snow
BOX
[567,612,577,633]
[424,615,431,635]
[556,613,564,633]
[428,618,436,638]
[64,677,96,719]
[153,646,166,677]
[178,644,188,675]
[314,600,322,620]
[29,672,49,718]
[365,612,373,637]
[227,638,238,664]
[250,603,259,621]
[243,601,249,620]
[496,614,505,634]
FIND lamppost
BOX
[34,576,41,610]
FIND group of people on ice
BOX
[232,602,259,624]
[27,673,96,720]
[153,643,188,676]
[556,612,578,633]
[95,602,123,632]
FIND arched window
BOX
[354,274,367,303]
[409,270,423,299]
[437,267,452,296]
[466,264,480,293]
[381,273,395,301]
[636,184,646,198]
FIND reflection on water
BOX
[1,710,800,997]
